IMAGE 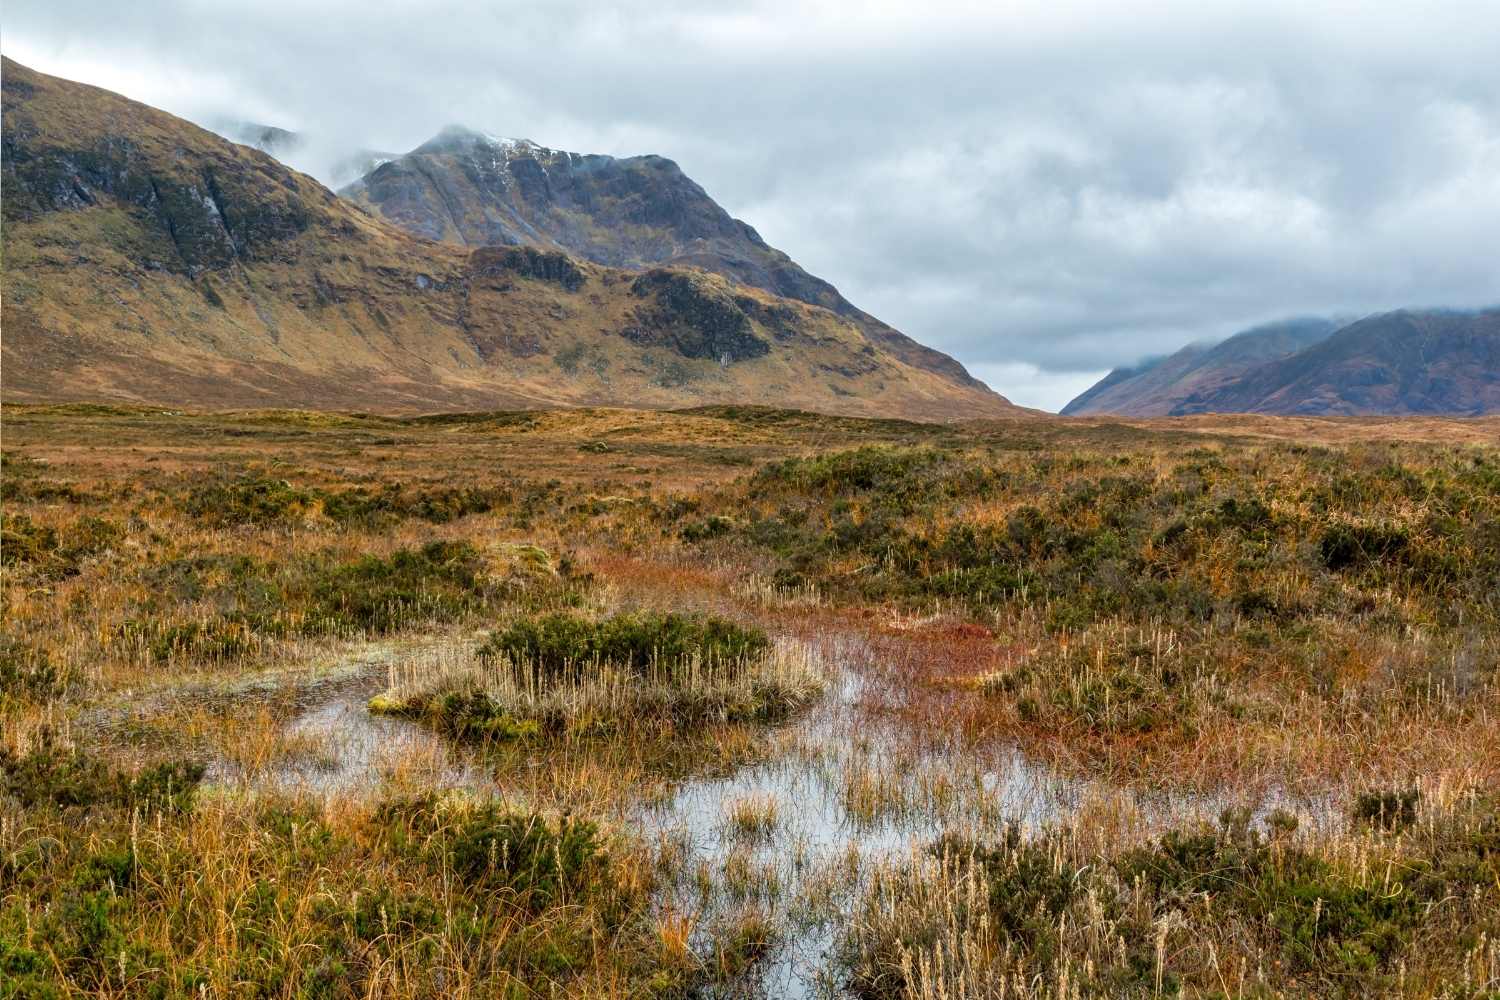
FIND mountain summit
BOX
[0,59,1017,419]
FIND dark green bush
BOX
[182,478,318,527]
[1319,523,1409,571]
[934,827,1081,962]
[0,514,121,578]
[1353,788,1420,831]
[308,541,492,634]
[147,617,259,662]
[1117,810,1421,979]
[478,611,769,679]
[680,515,733,542]
[1,737,204,814]
[323,484,510,526]
[0,636,61,705]
[447,808,604,906]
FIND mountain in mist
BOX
[1062,318,1340,416]
[1171,309,1500,416]
[0,57,1019,419]
[205,118,396,188]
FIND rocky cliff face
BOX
[340,126,983,389]
[1,59,1021,421]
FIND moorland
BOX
[2,402,1498,998]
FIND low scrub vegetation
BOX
[374,612,821,738]
[3,405,1497,996]
[849,796,1500,998]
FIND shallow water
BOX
[202,634,1342,997]
[203,655,491,796]
[635,637,1342,998]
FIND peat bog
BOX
[2,403,1498,997]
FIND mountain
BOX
[1062,318,1340,416]
[210,119,302,157]
[339,125,980,388]
[1172,309,1500,416]
[204,119,397,189]
[0,58,1019,420]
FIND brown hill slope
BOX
[0,59,1018,420]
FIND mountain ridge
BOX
[0,57,1020,421]
[1171,308,1500,416]
[1062,318,1340,416]
[338,123,983,389]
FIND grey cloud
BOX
[5,0,1498,409]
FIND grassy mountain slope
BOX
[0,58,1018,420]
[1062,318,1338,416]
[339,125,983,388]
[1174,308,1500,416]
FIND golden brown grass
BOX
[3,404,1498,997]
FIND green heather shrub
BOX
[308,540,493,634]
[182,477,318,527]
[932,827,1082,964]
[1,737,204,814]
[127,542,578,664]
[709,443,1500,648]
[1353,788,1420,831]
[478,611,769,679]
[0,635,62,705]
[1319,523,1410,571]
[448,809,603,906]
[0,513,121,578]
[680,515,733,542]
[322,483,511,526]
[379,796,606,909]
[1117,809,1421,979]
[381,688,539,742]
[146,616,260,662]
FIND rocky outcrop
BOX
[468,246,585,291]
[2,74,322,276]
[624,270,770,363]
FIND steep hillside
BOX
[340,125,980,387]
[1062,318,1338,416]
[1173,309,1500,416]
[0,58,1019,420]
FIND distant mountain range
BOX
[0,58,1018,419]
[1064,310,1500,417]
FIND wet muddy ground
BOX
[162,634,1343,998]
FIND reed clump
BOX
[372,613,823,738]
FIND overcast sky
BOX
[7,1,1499,410]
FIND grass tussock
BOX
[0,771,684,997]
[373,614,823,738]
